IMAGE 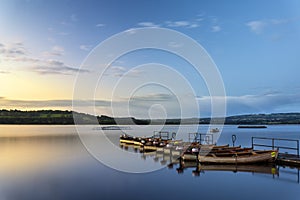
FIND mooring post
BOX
[251,137,254,149]
[196,151,199,165]
[232,134,237,147]
[272,138,275,150]
[297,140,299,157]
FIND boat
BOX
[119,133,171,148]
[119,133,144,146]
[210,128,220,133]
[183,149,278,164]
[182,143,278,163]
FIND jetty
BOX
[120,132,300,168]
[120,142,300,183]
[252,137,300,167]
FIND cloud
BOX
[80,45,93,51]
[43,45,65,57]
[137,22,160,28]
[31,59,90,75]
[0,98,111,109]
[124,28,137,35]
[96,23,105,27]
[3,92,298,118]
[0,71,10,74]
[0,42,89,76]
[197,92,300,116]
[246,20,266,34]
[246,18,293,35]
[130,93,175,102]
[165,20,199,28]
[0,42,27,57]
[211,25,221,32]
[104,66,141,77]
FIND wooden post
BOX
[297,140,299,157]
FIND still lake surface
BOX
[0,125,299,200]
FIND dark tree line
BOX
[0,109,300,125]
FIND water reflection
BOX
[0,129,87,179]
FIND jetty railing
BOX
[252,137,299,157]
[189,133,214,145]
[153,131,176,140]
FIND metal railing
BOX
[252,137,299,157]
[153,131,176,140]
[189,133,214,145]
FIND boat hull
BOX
[198,150,278,164]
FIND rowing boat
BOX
[198,150,278,164]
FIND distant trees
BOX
[0,109,300,125]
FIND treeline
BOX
[0,109,150,125]
[1,109,300,125]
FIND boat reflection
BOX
[173,161,278,176]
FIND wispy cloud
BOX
[137,22,160,28]
[130,93,175,102]
[165,20,199,28]
[246,20,266,34]
[197,92,300,116]
[246,18,292,35]
[0,71,10,74]
[2,92,298,117]
[31,59,90,75]
[0,42,89,76]
[96,23,105,27]
[104,66,141,77]
[124,28,137,35]
[43,45,65,57]
[211,25,221,32]
[0,42,27,57]
[80,44,93,51]
[0,98,111,109]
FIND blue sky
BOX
[1,0,300,117]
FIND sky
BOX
[1,0,300,118]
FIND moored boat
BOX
[197,150,278,164]
[210,128,220,133]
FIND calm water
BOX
[0,125,299,200]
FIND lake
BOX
[0,125,299,200]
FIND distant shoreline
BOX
[1,109,300,125]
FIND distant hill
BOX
[0,109,300,125]
[0,109,149,125]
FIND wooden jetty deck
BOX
[252,137,300,168]
[277,153,300,167]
